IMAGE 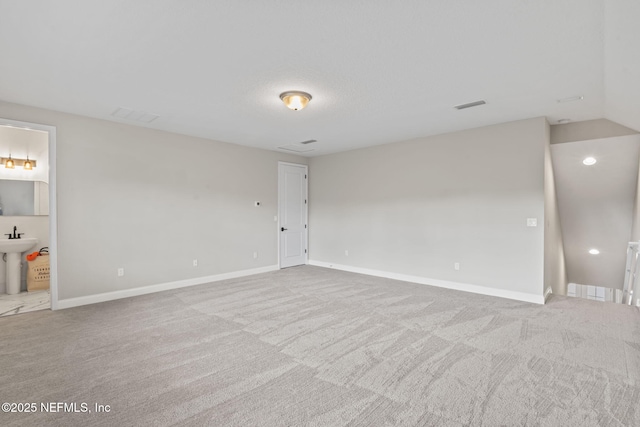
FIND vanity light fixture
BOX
[1,156,36,170]
[5,155,14,169]
[280,91,312,111]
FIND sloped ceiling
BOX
[0,1,637,156]
[604,0,640,134]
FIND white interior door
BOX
[278,163,308,268]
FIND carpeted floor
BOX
[1,265,639,426]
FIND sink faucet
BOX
[4,226,24,240]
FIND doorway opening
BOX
[0,117,57,316]
[551,130,640,306]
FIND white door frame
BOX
[0,118,58,310]
[277,161,308,269]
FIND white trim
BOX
[308,260,545,304]
[544,286,553,302]
[0,118,58,310]
[277,161,308,269]
[56,265,278,310]
[278,161,308,168]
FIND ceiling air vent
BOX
[454,100,486,110]
[299,139,317,145]
[277,145,315,153]
[111,107,159,123]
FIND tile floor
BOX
[0,289,50,317]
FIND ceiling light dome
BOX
[280,91,312,111]
[589,249,600,255]
[583,157,597,166]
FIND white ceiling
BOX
[0,1,638,156]
[551,134,640,289]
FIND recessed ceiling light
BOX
[557,95,584,103]
[280,91,312,111]
[583,157,597,166]
[589,249,600,255]
[557,119,571,124]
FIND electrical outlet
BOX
[253,252,258,259]
[345,250,349,256]
[454,262,460,271]
[117,268,124,277]
[193,259,198,267]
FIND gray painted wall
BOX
[0,100,306,301]
[308,118,548,298]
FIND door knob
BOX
[281,227,288,231]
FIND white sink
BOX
[0,237,38,253]
[0,237,38,295]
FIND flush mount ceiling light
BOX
[583,157,597,166]
[557,119,571,124]
[279,91,312,111]
[589,249,600,255]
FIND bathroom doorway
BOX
[0,117,57,316]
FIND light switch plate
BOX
[527,218,538,227]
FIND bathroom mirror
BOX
[0,179,49,216]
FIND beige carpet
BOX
[1,265,639,426]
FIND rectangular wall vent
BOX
[299,139,317,145]
[454,100,486,110]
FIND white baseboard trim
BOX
[308,260,544,304]
[544,286,553,302]
[56,265,279,310]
